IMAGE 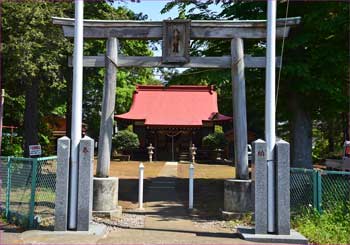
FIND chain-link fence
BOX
[0,156,57,229]
[290,168,350,212]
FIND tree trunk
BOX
[328,119,335,153]
[24,79,39,156]
[289,92,313,169]
[347,65,350,141]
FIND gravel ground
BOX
[93,212,145,232]
[191,217,235,231]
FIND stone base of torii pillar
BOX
[93,177,122,220]
[222,179,253,220]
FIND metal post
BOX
[69,0,84,230]
[189,163,194,209]
[28,158,38,228]
[316,171,322,213]
[312,170,318,211]
[0,89,5,154]
[5,157,12,219]
[171,136,174,161]
[266,0,277,233]
[138,162,144,209]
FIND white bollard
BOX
[138,162,144,209]
[189,163,194,209]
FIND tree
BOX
[162,1,349,168]
[2,0,159,155]
[2,0,74,156]
[81,3,160,139]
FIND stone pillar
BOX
[77,136,94,231]
[275,139,290,235]
[231,38,248,180]
[54,136,70,231]
[97,37,118,177]
[252,139,268,234]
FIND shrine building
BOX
[115,85,232,161]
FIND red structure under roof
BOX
[115,85,231,127]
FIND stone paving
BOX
[0,162,254,244]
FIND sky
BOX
[113,0,222,21]
[114,0,181,21]
[112,1,224,79]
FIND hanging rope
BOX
[276,0,290,108]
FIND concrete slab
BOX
[98,228,254,244]
[21,223,107,238]
[0,231,24,245]
[238,227,308,244]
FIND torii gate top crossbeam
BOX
[52,17,301,40]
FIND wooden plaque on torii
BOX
[162,20,190,64]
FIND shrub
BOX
[292,202,350,244]
[202,132,228,150]
[112,130,140,154]
[1,136,23,156]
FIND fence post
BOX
[138,162,144,209]
[312,170,317,210]
[312,170,322,213]
[317,171,322,213]
[28,158,38,228]
[5,157,12,219]
[189,163,194,209]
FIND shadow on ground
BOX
[118,177,225,220]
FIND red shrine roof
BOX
[115,85,232,127]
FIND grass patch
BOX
[292,202,350,244]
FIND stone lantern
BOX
[147,143,155,162]
[189,144,197,164]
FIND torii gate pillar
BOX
[93,37,122,218]
[223,38,252,218]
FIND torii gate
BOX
[53,16,300,230]
[53,16,299,176]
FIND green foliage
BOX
[112,130,140,154]
[2,0,74,153]
[214,125,223,133]
[202,132,228,150]
[81,4,160,139]
[3,0,160,147]
[292,202,350,244]
[1,136,24,157]
[162,1,350,164]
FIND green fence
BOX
[0,156,57,229]
[290,168,350,212]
